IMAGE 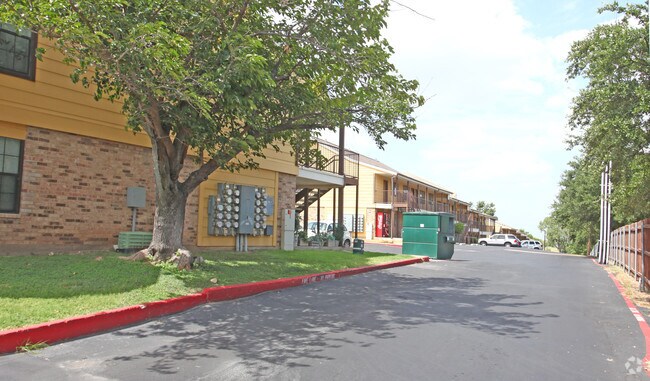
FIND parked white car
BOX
[306,221,352,247]
[521,240,543,250]
[478,234,521,247]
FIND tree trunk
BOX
[144,124,191,262]
[149,185,188,262]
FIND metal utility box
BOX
[280,209,295,251]
[402,212,455,259]
[126,187,146,208]
[238,185,256,234]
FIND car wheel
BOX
[534,247,540,250]
[343,239,351,248]
[479,241,487,246]
[504,242,512,247]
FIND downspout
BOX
[390,174,397,239]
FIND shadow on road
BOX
[111,270,557,377]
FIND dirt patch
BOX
[604,264,650,309]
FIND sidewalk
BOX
[364,237,403,245]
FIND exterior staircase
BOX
[295,188,331,214]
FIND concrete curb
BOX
[0,256,429,354]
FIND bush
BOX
[296,230,308,241]
[333,225,346,241]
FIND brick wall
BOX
[276,172,297,246]
[0,127,200,254]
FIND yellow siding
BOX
[197,167,278,247]
[0,121,27,140]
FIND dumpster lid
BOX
[402,211,455,217]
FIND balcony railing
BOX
[373,190,454,213]
[296,140,358,180]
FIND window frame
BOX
[0,137,24,214]
[0,24,38,81]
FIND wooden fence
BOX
[609,218,650,290]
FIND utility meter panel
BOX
[238,186,255,234]
[208,183,271,236]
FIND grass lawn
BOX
[0,249,414,330]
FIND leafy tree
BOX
[545,157,602,254]
[566,1,650,224]
[1,1,423,262]
[454,222,465,235]
[517,228,535,240]
[475,201,496,217]
[538,216,571,253]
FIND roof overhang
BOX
[296,167,345,189]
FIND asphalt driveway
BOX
[1,245,647,380]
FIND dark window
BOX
[0,137,23,213]
[0,23,37,80]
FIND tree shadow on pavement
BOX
[111,268,558,378]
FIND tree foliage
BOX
[0,0,423,260]
[544,2,649,254]
[475,201,496,217]
[566,1,650,223]
[548,158,601,254]
[538,216,571,253]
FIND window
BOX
[0,23,37,80]
[0,137,23,213]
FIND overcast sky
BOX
[322,0,628,238]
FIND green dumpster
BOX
[402,212,455,259]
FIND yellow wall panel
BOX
[0,121,27,140]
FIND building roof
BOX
[358,153,398,174]
[449,196,472,206]
[319,138,472,204]
[399,171,454,194]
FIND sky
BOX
[322,0,625,239]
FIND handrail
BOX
[296,140,359,179]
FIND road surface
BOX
[1,245,647,380]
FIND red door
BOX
[376,212,384,237]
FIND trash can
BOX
[402,212,455,259]
[353,238,364,254]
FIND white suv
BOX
[521,240,543,250]
[478,234,521,247]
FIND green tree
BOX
[1,1,423,262]
[566,2,650,224]
[545,157,601,254]
[538,216,571,253]
[475,201,496,217]
[454,222,465,235]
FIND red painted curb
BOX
[592,259,650,376]
[0,292,206,354]
[0,256,428,354]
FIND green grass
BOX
[0,250,414,330]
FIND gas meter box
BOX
[402,212,455,259]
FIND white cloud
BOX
[318,1,609,237]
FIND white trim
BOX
[296,167,344,188]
